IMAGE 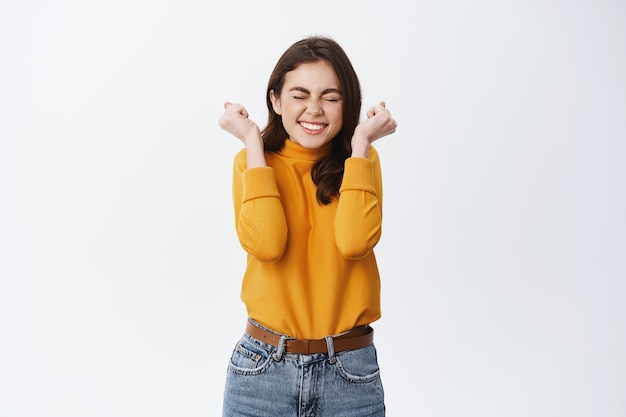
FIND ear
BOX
[270,90,282,115]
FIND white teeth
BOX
[300,122,324,131]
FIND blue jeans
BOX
[222,321,385,417]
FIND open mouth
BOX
[299,121,327,134]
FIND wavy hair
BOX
[262,36,362,205]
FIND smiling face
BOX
[270,60,343,150]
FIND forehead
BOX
[283,60,340,90]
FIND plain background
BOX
[1,0,625,416]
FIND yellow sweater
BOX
[232,139,383,339]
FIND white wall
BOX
[1,1,625,416]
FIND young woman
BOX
[218,36,397,417]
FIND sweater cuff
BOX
[339,157,377,194]
[242,167,281,202]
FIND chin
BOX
[299,140,328,150]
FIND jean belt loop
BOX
[324,335,336,364]
[273,334,287,362]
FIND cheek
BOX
[331,105,343,120]
[331,109,344,126]
[283,105,303,121]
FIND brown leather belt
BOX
[245,321,374,355]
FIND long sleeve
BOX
[334,146,383,260]
[232,150,288,262]
[236,141,382,339]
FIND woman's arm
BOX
[334,102,396,259]
[334,147,384,259]
[232,154,288,262]
[220,102,288,262]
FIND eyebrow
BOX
[289,86,342,95]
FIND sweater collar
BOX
[278,138,332,161]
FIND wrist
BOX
[244,135,266,168]
[351,135,370,158]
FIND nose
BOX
[306,98,323,116]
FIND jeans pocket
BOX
[228,336,273,376]
[335,344,381,383]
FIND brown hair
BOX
[262,36,362,205]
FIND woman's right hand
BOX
[218,102,262,146]
[218,101,267,168]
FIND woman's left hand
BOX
[351,102,397,157]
